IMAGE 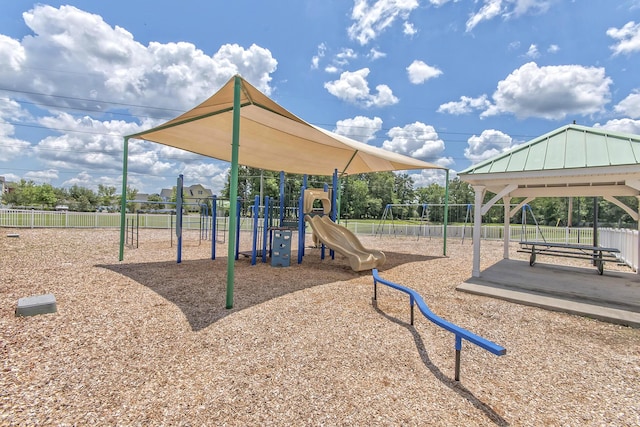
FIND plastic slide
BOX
[305,215,386,271]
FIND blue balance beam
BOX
[372,269,506,381]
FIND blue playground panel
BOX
[272,229,292,267]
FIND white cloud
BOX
[548,44,560,53]
[410,158,454,188]
[0,99,33,162]
[466,0,504,32]
[179,162,229,195]
[33,113,173,176]
[508,0,552,17]
[594,118,640,135]
[24,169,59,184]
[311,43,327,69]
[0,5,277,116]
[60,171,93,188]
[325,65,340,74]
[335,48,358,66]
[368,48,387,60]
[406,60,443,84]
[464,129,514,163]
[437,95,491,115]
[607,21,640,55]
[333,116,383,143]
[382,122,445,161]
[324,68,399,107]
[1,173,21,183]
[466,0,552,32]
[0,35,26,71]
[428,0,456,5]
[403,22,418,36]
[614,91,640,118]
[525,44,540,58]
[348,0,419,45]
[482,62,612,119]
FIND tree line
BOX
[2,172,637,228]
[224,167,638,227]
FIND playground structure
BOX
[162,171,386,272]
[372,269,506,382]
[302,188,386,271]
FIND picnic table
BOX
[518,241,620,275]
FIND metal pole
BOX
[279,171,285,225]
[211,195,217,260]
[443,169,450,256]
[226,76,242,309]
[455,335,462,381]
[118,137,129,261]
[176,174,183,264]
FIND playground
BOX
[2,228,639,425]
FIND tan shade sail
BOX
[127,75,444,176]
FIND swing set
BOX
[375,203,474,242]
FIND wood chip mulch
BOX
[1,228,639,426]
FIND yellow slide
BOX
[305,215,386,272]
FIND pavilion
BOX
[458,123,640,277]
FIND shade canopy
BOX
[127,75,444,176]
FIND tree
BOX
[97,184,116,208]
[67,185,97,211]
[143,193,164,211]
[447,178,474,205]
[366,172,396,217]
[341,179,369,219]
[35,184,58,208]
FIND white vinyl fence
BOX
[2,209,637,270]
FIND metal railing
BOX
[372,269,506,382]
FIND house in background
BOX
[159,183,213,211]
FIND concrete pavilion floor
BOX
[457,259,640,328]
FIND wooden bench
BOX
[518,241,621,275]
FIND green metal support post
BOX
[226,76,242,309]
[443,169,450,256]
[118,137,129,261]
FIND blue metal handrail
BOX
[372,269,506,381]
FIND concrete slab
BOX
[16,293,57,317]
[458,259,640,328]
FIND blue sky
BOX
[1,0,639,195]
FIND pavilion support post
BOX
[503,196,511,259]
[118,137,129,261]
[637,196,640,275]
[472,185,485,278]
[593,197,599,266]
[226,75,242,309]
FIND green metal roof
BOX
[459,124,640,175]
